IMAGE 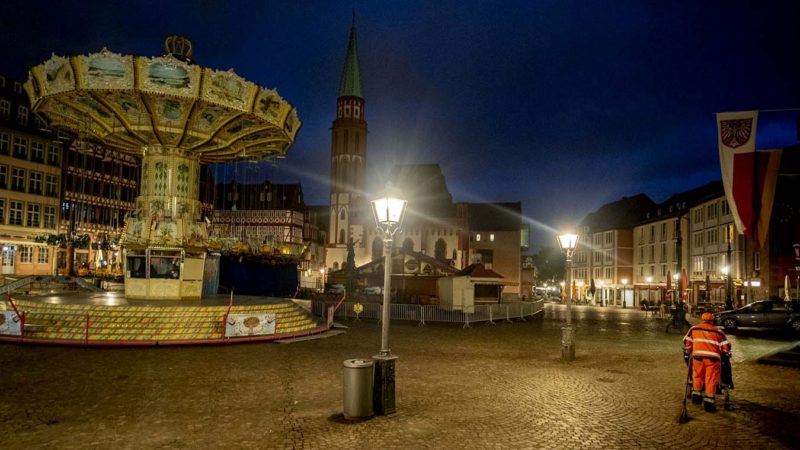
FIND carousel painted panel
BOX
[0,311,22,336]
[75,50,134,90]
[225,313,276,337]
[201,68,257,111]
[136,55,201,98]
[29,55,76,98]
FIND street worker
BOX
[683,312,731,412]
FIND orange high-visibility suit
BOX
[683,313,731,409]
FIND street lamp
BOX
[557,232,579,361]
[721,266,731,310]
[320,267,326,293]
[621,278,628,309]
[370,185,407,415]
[672,272,680,305]
[646,276,653,305]
[599,280,605,307]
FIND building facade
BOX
[0,74,62,276]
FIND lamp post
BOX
[557,232,579,361]
[672,272,680,305]
[646,276,653,304]
[320,267,326,293]
[370,186,407,415]
[721,266,731,310]
[599,280,605,307]
[621,278,628,308]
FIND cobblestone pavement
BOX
[1,303,799,449]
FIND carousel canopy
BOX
[24,38,300,163]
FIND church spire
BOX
[338,16,362,98]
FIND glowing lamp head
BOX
[721,266,729,276]
[371,184,407,235]
[557,233,579,252]
[621,278,628,286]
[646,276,653,283]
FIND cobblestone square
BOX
[1,304,799,449]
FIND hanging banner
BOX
[716,111,783,248]
[0,311,23,336]
[225,313,276,337]
[717,111,758,238]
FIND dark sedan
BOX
[714,300,800,332]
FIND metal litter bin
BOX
[343,358,374,419]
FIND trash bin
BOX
[343,358,374,419]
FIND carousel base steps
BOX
[5,299,320,344]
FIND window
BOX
[20,246,32,263]
[11,167,25,191]
[693,232,704,249]
[475,233,481,242]
[489,233,495,242]
[661,264,667,276]
[149,250,181,279]
[649,225,655,242]
[12,136,27,159]
[0,199,4,224]
[13,82,22,94]
[26,203,40,227]
[38,247,48,264]
[754,251,761,271]
[9,200,23,225]
[660,243,667,262]
[721,200,730,216]
[30,141,44,162]
[17,105,28,126]
[693,209,704,224]
[0,75,5,88]
[126,252,147,278]
[43,206,56,229]
[660,223,667,240]
[605,231,613,245]
[45,174,58,197]
[648,245,654,263]
[706,229,717,246]
[0,100,10,120]
[28,171,42,195]
[0,165,6,189]
[47,144,60,166]
[707,203,717,220]
[693,256,704,274]
[0,132,8,154]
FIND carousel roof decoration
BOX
[24,36,301,163]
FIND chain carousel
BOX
[24,36,301,300]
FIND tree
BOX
[532,245,565,283]
[345,240,357,294]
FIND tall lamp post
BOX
[621,278,628,308]
[646,276,653,304]
[370,187,407,415]
[721,266,731,310]
[672,272,680,305]
[557,233,579,361]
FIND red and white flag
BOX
[716,111,782,248]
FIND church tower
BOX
[327,20,368,267]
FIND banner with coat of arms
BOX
[716,111,782,248]
[225,313,276,337]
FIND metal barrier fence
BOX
[312,300,544,327]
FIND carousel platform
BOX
[0,292,330,346]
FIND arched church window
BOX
[339,229,346,244]
[434,238,447,260]
[340,209,346,221]
[372,237,383,261]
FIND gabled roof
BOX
[338,23,362,98]
[355,248,459,275]
[580,193,655,232]
[641,180,723,223]
[388,164,455,220]
[454,263,504,279]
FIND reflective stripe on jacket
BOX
[683,322,731,359]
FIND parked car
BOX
[327,284,345,294]
[364,286,383,295]
[713,300,800,332]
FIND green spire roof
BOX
[338,23,362,98]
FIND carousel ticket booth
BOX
[125,247,205,300]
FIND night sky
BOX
[2,1,799,249]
